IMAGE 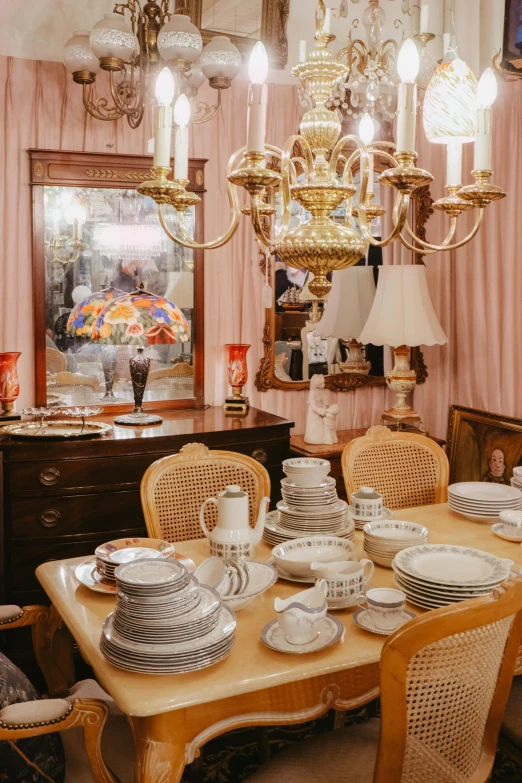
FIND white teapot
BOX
[199,485,270,559]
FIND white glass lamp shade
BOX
[72,285,93,304]
[63,31,100,74]
[186,63,206,90]
[165,270,194,309]
[423,58,478,144]
[200,36,242,80]
[89,14,138,62]
[157,15,203,64]
[359,265,447,348]
[315,267,376,340]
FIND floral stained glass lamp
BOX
[66,286,124,401]
[93,288,190,426]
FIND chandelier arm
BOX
[157,148,246,250]
[127,101,146,129]
[109,70,143,119]
[192,90,222,125]
[401,210,485,253]
[403,217,458,250]
[82,85,125,121]
[379,38,399,68]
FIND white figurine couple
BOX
[304,375,339,446]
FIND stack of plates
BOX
[263,511,355,546]
[100,559,236,673]
[392,544,513,609]
[511,467,522,491]
[448,482,522,521]
[276,499,350,534]
[350,507,394,531]
[94,538,175,582]
[280,477,337,507]
[363,521,430,568]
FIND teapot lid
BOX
[222,485,247,498]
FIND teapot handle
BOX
[200,498,218,539]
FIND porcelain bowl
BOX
[282,458,330,488]
[272,536,355,577]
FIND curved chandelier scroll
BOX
[143,0,505,300]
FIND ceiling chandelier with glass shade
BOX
[62,1,242,128]
[143,0,505,301]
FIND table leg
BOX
[130,710,187,783]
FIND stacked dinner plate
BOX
[94,538,176,582]
[511,467,522,491]
[392,544,513,609]
[100,559,236,674]
[363,521,429,568]
[448,482,522,521]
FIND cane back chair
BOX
[140,442,271,543]
[342,425,449,509]
[249,577,522,783]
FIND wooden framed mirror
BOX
[255,156,432,393]
[177,0,290,68]
[30,149,206,412]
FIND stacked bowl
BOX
[363,521,430,568]
[448,482,522,522]
[100,559,236,674]
[264,459,353,546]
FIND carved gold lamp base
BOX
[383,345,421,424]
[341,340,371,375]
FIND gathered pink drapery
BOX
[0,55,520,437]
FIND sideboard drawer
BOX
[10,491,143,540]
[226,438,290,468]
[9,454,172,493]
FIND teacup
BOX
[274,581,328,645]
[499,510,522,538]
[311,559,374,601]
[350,487,383,521]
[356,587,406,631]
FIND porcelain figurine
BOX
[304,374,339,445]
[200,485,270,560]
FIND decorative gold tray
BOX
[3,420,113,439]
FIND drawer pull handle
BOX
[39,468,61,486]
[252,448,268,465]
[39,509,61,529]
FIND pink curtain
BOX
[0,55,519,438]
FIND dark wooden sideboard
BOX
[0,407,292,673]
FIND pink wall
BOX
[0,55,520,439]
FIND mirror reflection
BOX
[272,174,385,384]
[43,185,196,406]
[202,0,263,38]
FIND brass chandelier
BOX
[142,0,505,300]
[62,1,242,128]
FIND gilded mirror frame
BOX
[255,179,433,393]
[177,0,290,69]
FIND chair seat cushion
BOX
[502,675,522,748]
[0,699,71,726]
[247,718,380,783]
[0,652,65,783]
[0,606,23,625]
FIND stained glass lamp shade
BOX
[66,286,123,338]
[92,289,190,346]
[423,58,478,144]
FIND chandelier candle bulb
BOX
[446,139,463,186]
[247,42,269,155]
[474,68,497,171]
[299,40,307,63]
[153,68,175,169]
[324,8,332,34]
[396,39,420,153]
[420,4,430,34]
[174,94,191,181]
[359,112,375,191]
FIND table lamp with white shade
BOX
[315,267,376,375]
[358,265,447,425]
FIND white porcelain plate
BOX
[393,544,513,587]
[492,523,522,543]
[75,559,117,595]
[115,559,186,586]
[448,482,522,502]
[261,614,343,654]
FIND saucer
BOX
[492,522,522,543]
[353,608,416,636]
[349,508,394,527]
[261,615,344,654]
[75,559,117,594]
[327,583,375,610]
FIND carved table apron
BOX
[36,504,522,782]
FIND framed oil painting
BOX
[447,405,522,485]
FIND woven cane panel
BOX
[350,442,440,509]
[151,461,261,543]
[402,616,514,783]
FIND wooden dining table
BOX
[36,503,522,782]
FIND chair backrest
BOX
[375,578,522,783]
[342,425,449,509]
[46,348,67,374]
[140,442,271,543]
